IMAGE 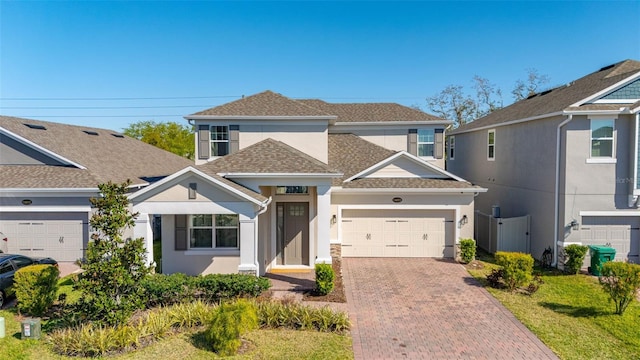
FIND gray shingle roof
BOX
[299,99,444,122]
[451,59,640,133]
[198,138,341,175]
[0,116,194,188]
[0,165,100,188]
[343,178,479,189]
[190,91,333,117]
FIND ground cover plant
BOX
[467,250,640,359]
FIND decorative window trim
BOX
[417,129,435,158]
[188,214,239,250]
[448,136,455,160]
[487,129,495,161]
[590,119,615,159]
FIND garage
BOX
[340,209,455,258]
[0,213,87,262]
[580,216,640,263]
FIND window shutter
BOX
[229,125,239,154]
[175,215,188,250]
[434,129,444,159]
[198,125,210,160]
[408,129,417,155]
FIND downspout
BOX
[553,114,573,267]
[254,196,272,275]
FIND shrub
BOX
[563,244,588,274]
[315,263,335,295]
[486,268,504,289]
[14,264,59,316]
[206,299,258,356]
[196,274,271,302]
[256,301,350,334]
[459,238,476,264]
[141,273,195,307]
[73,181,152,325]
[599,261,640,315]
[494,251,534,291]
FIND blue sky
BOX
[1,1,639,131]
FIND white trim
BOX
[331,120,453,127]
[564,109,629,115]
[593,99,640,104]
[634,114,640,192]
[448,135,455,160]
[331,187,487,194]
[579,211,640,217]
[487,129,495,161]
[184,115,336,121]
[343,151,466,183]
[220,173,342,179]
[0,206,91,212]
[0,188,99,197]
[571,70,640,106]
[0,126,87,169]
[128,166,265,206]
[450,111,565,135]
[586,158,617,164]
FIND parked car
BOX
[0,254,58,308]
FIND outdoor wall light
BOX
[570,219,579,231]
[459,215,468,227]
[21,199,32,205]
[330,214,337,225]
[392,197,403,203]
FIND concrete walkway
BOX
[343,258,558,360]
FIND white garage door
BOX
[341,209,455,258]
[580,216,640,263]
[0,220,84,262]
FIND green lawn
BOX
[468,259,640,360]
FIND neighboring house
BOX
[129,91,486,275]
[0,116,193,263]
[448,59,640,267]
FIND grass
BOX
[467,254,640,360]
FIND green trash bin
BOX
[588,245,616,276]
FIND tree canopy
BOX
[123,120,194,159]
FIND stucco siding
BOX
[239,124,328,163]
[145,177,243,203]
[366,157,444,178]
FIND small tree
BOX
[599,262,640,315]
[74,180,152,325]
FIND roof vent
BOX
[24,123,46,130]
[83,130,99,136]
[599,64,615,72]
[526,93,538,99]
[539,89,553,96]
[111,133,125,138]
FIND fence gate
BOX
[475,212,530,253]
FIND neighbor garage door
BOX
[341,209,455,258]
[580,216,640,263]
[0,214,86,262]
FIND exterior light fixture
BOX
[392,197,403,203]
[21,199,32,205]
[570,219,579,231]
[459,215,468,227]
[330,214,337,225]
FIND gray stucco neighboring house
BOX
[447,59,640,267]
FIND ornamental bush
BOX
[494,251,534,291]
[14,264,59,316]
[563,244,589,274]
[206,299,258,356]
[599,261,640,315]
[315,263,335,295]
[459,239,476,264]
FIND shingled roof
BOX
[299,99,444,123]
[189,91,333,117]
[0,116,193,188]
[198,138,341,175]
[452,59,640,133]
[189,90,445,123]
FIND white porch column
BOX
[316,185,332,264]
[133,213,154,267]
[238,219,258,275]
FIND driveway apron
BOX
[343,258,558,360]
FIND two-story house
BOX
[129,91,486,275]
[448,59,640,267]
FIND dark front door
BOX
[277,202,309,265]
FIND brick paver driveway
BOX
[342,258,558,360]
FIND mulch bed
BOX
[303,258,346,303]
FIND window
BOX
[448,136,455,160]
[276,186,309,194]
[0,261,13,275]
[591,119,614,158]
[210,126,229,156]
[11,256,33,269]
[417,129,435,157]
[487,130,495,160]
[189,214,239,249]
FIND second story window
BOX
[210,126,229,156]
[487,130,495,160]
[591,119,614,158]
[417,129,435,157]
[448,136,455,160]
